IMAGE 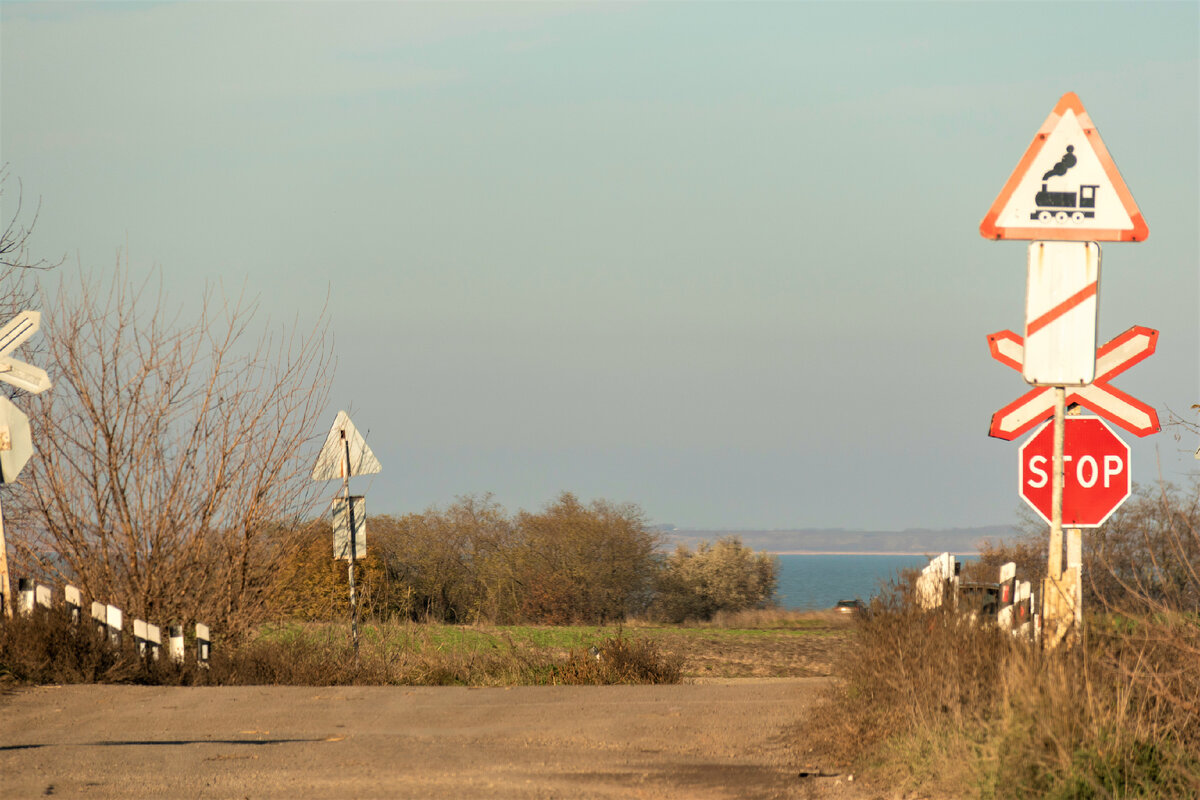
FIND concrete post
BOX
[64,585,82,623]
[168,624,185,664]
[195,623,210,667]
[17,577,33,615]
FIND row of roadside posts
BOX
[979,92,1159,649]
[918,555,1037,638]
[13,577,211,666]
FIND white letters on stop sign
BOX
[1024,453,1125,490]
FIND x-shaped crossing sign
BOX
[988,325,1158,440]
[0,311,51,394]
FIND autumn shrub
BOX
[651,536,778,622]
[272,493,663,625]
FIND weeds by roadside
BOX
[798,586,1200,799]
[0,610,684,687]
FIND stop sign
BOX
[1019,416,1131,527]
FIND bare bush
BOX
[8,262,333,633]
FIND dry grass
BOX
[0,610,684,688]
[798,587,1200,799]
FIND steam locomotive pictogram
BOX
[1030,182,1098,222]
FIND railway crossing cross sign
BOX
[980,92,1148,242]
[1019,416,1131,528]
[0,311,52,395]
[987,326,1159,440]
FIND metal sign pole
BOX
[341,430,359,658]
[1049,387,1066,580]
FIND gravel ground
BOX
[0,679,880,800]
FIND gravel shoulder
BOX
[0,678,872,800]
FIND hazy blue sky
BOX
[2,2,1197,530]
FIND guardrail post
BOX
[64,585,82,623]
[91,601,106,635]
[105,604,122,647]
[147,624,161,661]
[168,624,185,664]
[133,619,148,657]
[17,577,33,615]
[195,623,210,667]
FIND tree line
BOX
[271,492,779,626]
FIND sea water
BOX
[773,553,934,611]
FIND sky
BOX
[1,2,1197,531]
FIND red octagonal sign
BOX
[1019,416,1131,528]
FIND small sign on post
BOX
[312,411,381,658]
[332,496,367,560]
[1023,241,1099,386]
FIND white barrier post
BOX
[106,604,122,647]
[133,619,148,657]
[195,623,210,667]
[1016,581,1033,638]
[35,583,51,609]
[91,601,107,636]
[168,624,185,664]
[17,577,33,616]
[997,562,1017,628]
[64,585,82,623]
[146,624,161,661]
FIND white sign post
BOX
[312,411,381,657]
[0,310,50,619]
[981,93,1152,649]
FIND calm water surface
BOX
[773,554,938,610]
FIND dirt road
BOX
[0,678,872,799]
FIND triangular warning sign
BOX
[312,411,382,481]
[980,92,1147,242]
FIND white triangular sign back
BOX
[312,411,382,481]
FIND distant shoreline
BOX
[768,551,981,557]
